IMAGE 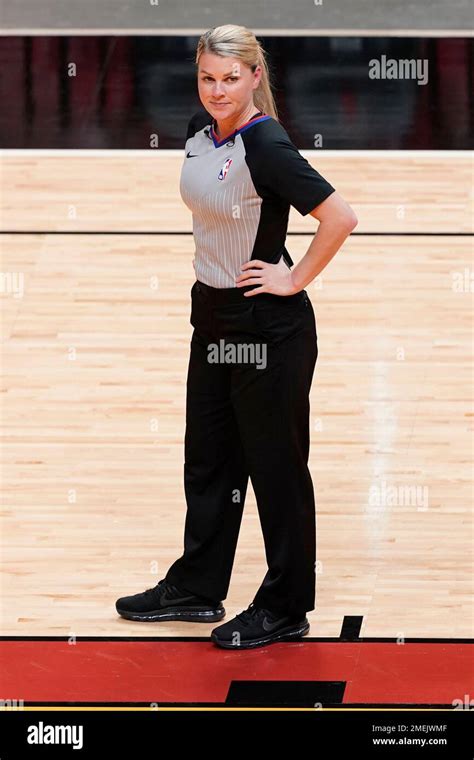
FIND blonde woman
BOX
[116,24,357,649]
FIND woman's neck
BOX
[213,105,260,139]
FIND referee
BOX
[116,24,358,649]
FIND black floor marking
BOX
[0,231,472,236]
[225,679,346,707]
[340,615,363,640]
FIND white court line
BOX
[0,28,472,37]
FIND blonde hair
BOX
[195,24,279,121]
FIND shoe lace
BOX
[235,601,267,627]
[143,579,167,597]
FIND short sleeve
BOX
[259,134,336,216]
[185,112,199,142]
[185,109,212,144]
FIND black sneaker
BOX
[115,578,225,622]
[210,601,309,649]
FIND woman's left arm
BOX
[238,191,358,296]
[289,190,358,293]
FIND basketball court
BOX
[0,1,472,743]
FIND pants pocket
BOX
[252,291,309,344]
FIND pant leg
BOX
[230,292,318,618]
[165,306,250,604]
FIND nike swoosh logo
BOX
[186,151,198,158]
[160,592,197,607]
[262,615,291,632]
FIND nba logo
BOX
[218,158,232,180]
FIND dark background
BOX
[0,36,472,149]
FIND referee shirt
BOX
[179,108,336,289]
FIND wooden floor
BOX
[0,152,472,638]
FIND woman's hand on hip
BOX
[235,257,299,296]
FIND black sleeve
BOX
[185,112,199,142]
[258,133,336,216]
[185,109,212,143]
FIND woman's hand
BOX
[235,256,300,296]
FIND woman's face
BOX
[197,52,262,121]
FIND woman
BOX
[116,24,358,649]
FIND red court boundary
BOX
[1,637,471,707]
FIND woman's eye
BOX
[202,76,238,82]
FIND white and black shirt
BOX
[180,108,336,288]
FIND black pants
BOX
[165,279,318,618]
